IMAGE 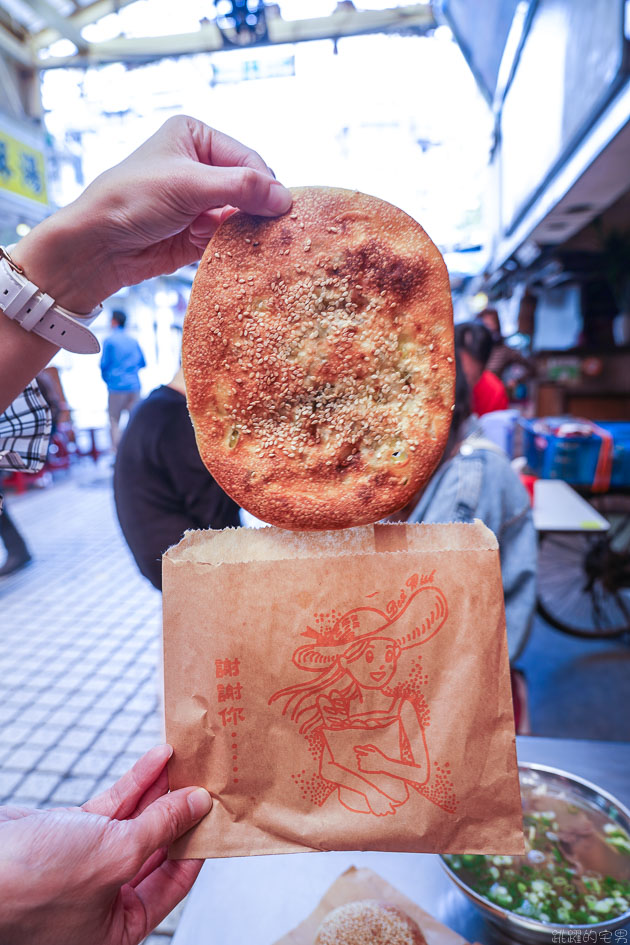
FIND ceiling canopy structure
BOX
[0,0,435,69]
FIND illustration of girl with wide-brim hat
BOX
[269,581,449,817]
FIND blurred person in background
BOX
[100,308,146,451]
[35,367,66,432]
[114,365,240,590]
[456,320,509,416]
[478,307,536,399]
[0,371,65,576]
[0,498,31,576]
[399,348,537,731]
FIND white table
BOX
[172,736,630,945]
[533,480,609,532]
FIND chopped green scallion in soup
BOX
[444,793,630,925]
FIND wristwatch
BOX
[0,245,101,354]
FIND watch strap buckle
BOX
[0,245,25,276]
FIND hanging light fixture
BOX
[214,0,269,47]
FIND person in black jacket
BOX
[114,366,240,590]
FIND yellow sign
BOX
[0,129,48,205]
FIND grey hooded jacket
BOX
[407,424,537,662]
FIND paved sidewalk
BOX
[0,461,181,943]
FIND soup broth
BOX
[444,787,630,925]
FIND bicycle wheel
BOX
[537,494,630,638]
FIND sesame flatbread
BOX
[183,186,454,530]
[314,900,427,945]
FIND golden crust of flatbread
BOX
[314,900,427,945]
[183,187,454,530]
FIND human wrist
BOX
[10,201,117,315]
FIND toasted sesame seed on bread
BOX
[183,186,454,530]
[314,900,427,945]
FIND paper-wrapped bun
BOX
[184,186,454,530]
[314,899,427,945]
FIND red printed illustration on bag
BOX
[269,573,457,817]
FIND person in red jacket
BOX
[455,321,509,416]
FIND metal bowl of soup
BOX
[441,763,630,945]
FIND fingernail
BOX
[220,206,237,224]
[187,787,212,819]
[147,743,173,764]
[266,181,292,214]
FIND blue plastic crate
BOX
[519,417,630,488]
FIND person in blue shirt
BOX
[100,309,146,450]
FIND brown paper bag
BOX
[163,521,523,859]
[272,866,471,945]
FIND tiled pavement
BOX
[0,460,184,942]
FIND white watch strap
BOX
[0,249,101,354]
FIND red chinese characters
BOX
[215,657,245,783]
